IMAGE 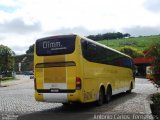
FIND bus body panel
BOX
[34,34,134,103]
[82,58,134,102]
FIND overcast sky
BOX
[0,0,160,55]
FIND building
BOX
[133,57,154,77]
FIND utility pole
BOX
[18,62,21,72]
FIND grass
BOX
[0,77,15,82]
[99,35,160,51]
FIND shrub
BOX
[151,93,160,105]
[119,46,144,58]
[145,43,160,87]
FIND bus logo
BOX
[43,41,62,49]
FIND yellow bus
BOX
[34,34,135,105]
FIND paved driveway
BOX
[0,78,159,120]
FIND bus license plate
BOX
[50,89,59,93]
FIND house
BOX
[133,57,154,77]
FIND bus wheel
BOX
[126,82,132,94]
[106,86,112,103]
[97,88,105,106]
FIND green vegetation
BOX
[151,93,160,105]
[119,46,144,58]
[26,44,34,54]
[0,45,15,76]
[87,32,130,41]
[14,54,33,72]
[144,42,160,119]
[99,35,160,51]
[151,92,160,119]
[0,77,15,82]
[145,42,160,87]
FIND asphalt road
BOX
[0,77,159,120]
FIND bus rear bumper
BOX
[44,93,68,103]
[35,90,81,103]
[35,92,68,103]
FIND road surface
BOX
[0,77,159,120]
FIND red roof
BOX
[133,57,154,64]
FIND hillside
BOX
[14,35,160,72]
[99,35,160,51]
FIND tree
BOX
[87,32,131,41]
[26,44,34,54]
[145,43,160,87]
[119,46,144,58]
[0,45,15,75]
[123,33,131,38]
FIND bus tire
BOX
[126,82,133,94]
[97,88,105,106]
[106,86,112,103]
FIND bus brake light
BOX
[76,77,81,90]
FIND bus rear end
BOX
[34,35,81,103]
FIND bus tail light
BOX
[76,77,81,90]
[34,78,37,90]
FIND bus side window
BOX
[81,39,97,62]
[87,42,97,60]
[82,40,88,49]
[87,43,96,51]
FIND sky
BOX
[0,0,160,55]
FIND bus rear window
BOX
[36,35,76,56]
